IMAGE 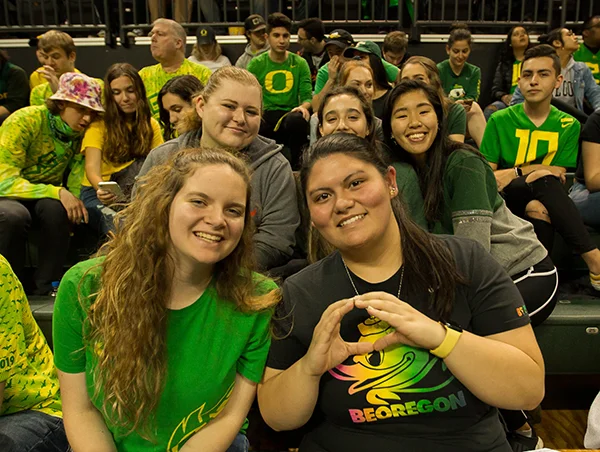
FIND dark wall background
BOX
[6,40,504,107]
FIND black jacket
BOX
[491,59,513,102]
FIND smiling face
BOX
[168,164,247,274]
[320,94,370,138]
[59,101,96,132]
[446,40,471,69]
[196,81,262,151]
[390,90,438,165]
[162,92,195,134]
[110,75,138,115]
[344,67,374,102]
[306,153,397,252]
[518,56,562,105]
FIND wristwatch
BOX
[430,321,463,359]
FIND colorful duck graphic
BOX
[329,317,455,405]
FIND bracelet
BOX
[514,167,523,178]
[430,322,462,359]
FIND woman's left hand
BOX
[353,292,446,351]
[97,189,117,206]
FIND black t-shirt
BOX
[575,111,600,184]
[268,235,530,452]
[0,62,29,124]
[372,89,391,120]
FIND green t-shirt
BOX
[0,105,85,199]
[447,102,466,136]
[0,255,62,418]
[392,161,427,230]
[139,60,211,122]
[573,43,600,85]
[314,58,399,94]
[30,76,104,107]
[431,150,502,236]
[437,60,481,101]
[481,103,580,170]
[53,257,275,452]
[247,52,313,111]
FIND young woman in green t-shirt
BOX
[54,148,279,452]
[436,25,487,147]
[383,79,555,448]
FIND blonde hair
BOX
[179,66,263,134]
[84,147,279,439]
[191,41,223,62]
[38,30,76,56]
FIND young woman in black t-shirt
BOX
[258,133,545,452]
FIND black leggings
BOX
[0,198,71,294]
[500,255,558,432]
[260,110,309,170]
[503,174,596,255]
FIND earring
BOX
[390,187,397,196]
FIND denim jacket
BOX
[511,59,600,111]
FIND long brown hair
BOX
[300,133,466,320]
[84,147,279,438]
[191,41,223,61]
[103,63,154,164]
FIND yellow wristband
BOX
[430,322,462,359]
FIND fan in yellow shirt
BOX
[80,63,164,236]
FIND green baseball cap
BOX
[343,41,382,59]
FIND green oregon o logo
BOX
[265,70,294,94]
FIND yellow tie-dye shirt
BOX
[139,60,211,122]
[0,255,62,418]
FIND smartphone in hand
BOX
[98,181,125,199]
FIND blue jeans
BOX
[570,180,600,228]
[226,433,249,452]
[484,100,509,120]
[0,410,69,451]
[80,185,115,236]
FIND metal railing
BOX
[0,0,594,42]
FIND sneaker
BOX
[590,272,600,291]
[507,429,544,451]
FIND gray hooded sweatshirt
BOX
[235,43,270,70]
[136,129,300,270]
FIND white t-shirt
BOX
[187,54,231,73]
[554,57,577,109]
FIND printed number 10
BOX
[514,129,559,167]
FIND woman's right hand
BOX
[97,189,117,206]
[299,298,374,378]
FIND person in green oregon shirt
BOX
[481,44,600,292]
[436,24,487,147]
[247,12,313,169]
[0,72,103,295]
[573,15,600,85]
[54,148,280,452]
